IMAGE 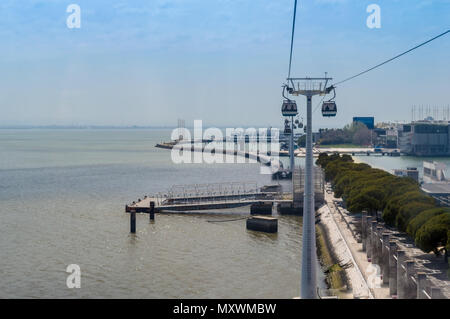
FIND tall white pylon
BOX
[288,76,332,299]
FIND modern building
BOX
[421,161,450,207]
[397,121,450,156]
[423,161,447,182]
[393,167,419,183]
[372,127,398,148]
[353,117,375,129]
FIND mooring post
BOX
[130,209,136,233]
[150,201,155,221]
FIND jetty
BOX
[290,147,402,157]
[155,141,281,171]
[157,141,401,159]
[125,182,286,214]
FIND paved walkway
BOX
[321,190,392,299]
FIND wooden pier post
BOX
[150,201,155,221]
[130,209,136,233]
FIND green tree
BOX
[347,186,385,214]
[383,191,434,227]
[396,202,436,232]
[297,135,306,148]
[415,213,450,255]
[316,153,449,256]
[407,208,450,237]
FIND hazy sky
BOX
[0,0,449,129]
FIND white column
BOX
[290,116,295,198]
[301,94,317,299]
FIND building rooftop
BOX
[421,183,450,195]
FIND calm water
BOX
[354,155,450,179]
[0,129,325,298]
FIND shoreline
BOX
[317,190,377,299]
[316,223,350,298]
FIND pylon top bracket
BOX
[287,76,333,97]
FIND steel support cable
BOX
[287,0,298,80]
[333,30,450,87]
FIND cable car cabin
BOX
[284,126,292,135]
[322,101,337,117]
[281,100,298,116]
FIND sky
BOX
[0,0,449,129]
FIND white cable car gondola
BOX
[284,119,291,134]
[322,101,337,117]
[321,86,337,117]
[281,100,298,117]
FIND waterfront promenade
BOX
[321,186,450,299]
[320,191,390,298]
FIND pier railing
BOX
[152,182,272,206]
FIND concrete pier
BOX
[397,250,406,299]
[389,241,398,297]
[246,216,278,233]
[130,209,136,234]
[361,211,368,251]
[277,202,302,215]
[250,202,273,215]
[366,217,373,261]
[323,189,449,299]
[417,272,427,299]
[405,260,417,299]
[370,221,378,262]
[376,226,383,266]
[431,287,443,299]
[381,233,390,285]
[150,201,155,220]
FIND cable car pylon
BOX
[281,85,298,198]
[284,76,335,299]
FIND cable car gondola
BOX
[281,99,298,117]
[322,101,337,117]
[321,86,337,117]
[284,119,292,134]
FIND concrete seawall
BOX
[317,203,374,298]
[322,188,449,299]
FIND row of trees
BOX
[317,122,372,146]
[317,153,450,258]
